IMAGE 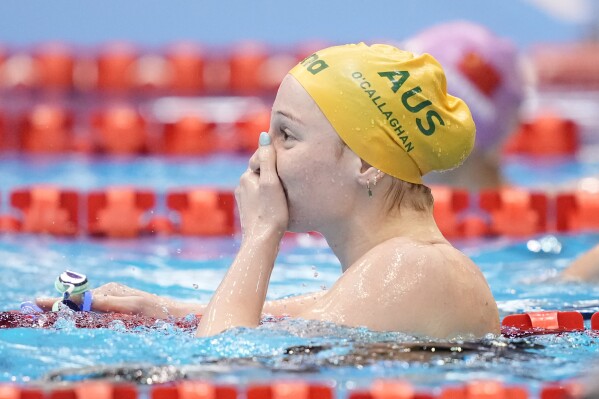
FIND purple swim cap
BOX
[403,21,524,151]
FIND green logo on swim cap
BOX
[377,70,446,136]
[300,53,329,75]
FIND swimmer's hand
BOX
[238,132,288,240]
[35,282,202,318]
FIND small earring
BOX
[367,180,372,197]
[373,169,382,187]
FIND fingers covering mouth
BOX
[280,179,289,200]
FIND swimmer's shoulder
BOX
[367,235,462,264]
[351,235,481,282]
[362,236,499,336]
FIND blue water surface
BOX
[0,154,599,396]
[1,231,599,391]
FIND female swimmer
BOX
[37,43,500,338]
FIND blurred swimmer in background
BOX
[403,22,599,284]
[403,21,526,190]
[562,243,599,282]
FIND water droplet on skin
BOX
[310,265,319,278]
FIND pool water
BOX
[1,154,599,395]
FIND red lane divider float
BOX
[167,189,236,236]
[95,42,138,93]
[33,42,76,92]
[90,105,149,155]
[152,381,237,399]
[18,104,74,153]
[52,382,137,399]
[88,188,155,238]
[160,115,217,155]
[0,381,536,399]
[533,43,599,89]
[1,104,273,155]
[349,380,432,399]
[11,186,79,236]
[0,380,590,399]
[501,311,585,336]
[556,191,599,233]
[227,42,300,96]
[164,43,206,95]
[0,40,302,95]
[247,382,333,399]
[1,185,599,238]
[0,41,596,96]
[480,188,548,237]
[228,42,270,95]
[0,186,238,237]
[0,46,73,93]
[430,186,471,239]
[503,114,579,157]
[0,108,6,150]
[0,106,586,158]
[540,382,584,399]
[439,380,528,399]
[0,385,45,399]
[0,382,138,399]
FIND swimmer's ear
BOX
[356,159,384,187]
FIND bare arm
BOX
[195,233,280,336]
[262,290,326,316]
[174,290,327,319]
[36,283,326,319]
[561,244,599,282]
[196,132,289,337]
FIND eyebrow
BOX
[275,109,301,125]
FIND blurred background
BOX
[0,0,598,236]
[2,1,599,390]
[0,0,597,47]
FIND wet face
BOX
[269,75,360,233]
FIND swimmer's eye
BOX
[280,128,294,141]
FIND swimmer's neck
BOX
[320,207,447,273]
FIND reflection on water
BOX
[41,337,543,384]
[1,233,599,389]
[2,316,597,390]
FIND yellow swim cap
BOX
[289,43,475,184]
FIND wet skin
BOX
[37,75,500,339]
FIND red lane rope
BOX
[0,378,588,399]
[3,185,598,238]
